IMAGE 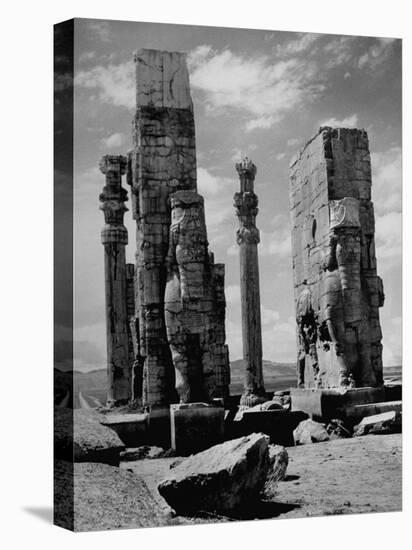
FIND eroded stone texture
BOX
[128,50,230,408]
[234,158,266,407]
[165,191,229,402]
[99,155,131,405]
[157,433,270,514]
[289,128,384,390]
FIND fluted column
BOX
[99,155,131,406]
[234,157,266,407]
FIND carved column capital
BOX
[99,155,128,245]
[235,157,257,192]
[99,154,127,176]
[234,158,260,247]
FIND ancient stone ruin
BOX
[289,127,384,390]
[234,158,266,407]
[99,154,132,405]
[97,49,391,451]
[99,50,230,410]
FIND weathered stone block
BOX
[170,402,225,455]
[293,419,330,445]
[353,410,402,436]
[55,409,125,466]
[289,127,384,391]
[158,433,270,514]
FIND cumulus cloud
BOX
[276,33,322,57]
[372,146,402,271]
[262,316,296,361]
[287,138,300,147]
[357,37,397,71]
[79,51,97,64]
[375,211,402,268]
[197,167,235,196]
[101,132,127,148]
[188,45,326,131]
[75,61,134,109]
[260,216,292,258]
[383,317,402,367]
[319,114,358,127]
[87,20,112,42]
[371,146,402,216]
[225,284,241,304]
[261,305,280,325]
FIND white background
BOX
[0,1,410,548]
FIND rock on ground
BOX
[122,433,401,524]
[158,433,270,515]
[55,408,125,465]
[354,411,402,437]
[120,446,173,461]
[294,419,330,445]
[263,445,289,499]
[326,419,352,439]
[72,462,168,531]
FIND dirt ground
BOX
[121,433,402,523]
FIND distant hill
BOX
[229,359,296,394]
[55,362,402,407]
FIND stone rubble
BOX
[55,409,125,466]
[157,433,270,514]
[353,410,402,437]
[263,445,289,499]
[293,419,330,445]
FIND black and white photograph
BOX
[52,16,403,532]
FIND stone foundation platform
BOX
[290,387,386,421]
[230,409,308,446]
[101,412,148,447]
[170,402,225,456]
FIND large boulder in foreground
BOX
[158,433,270,515]
[55,408,125,465]
[263,445,289,499]
[293,419,330,445]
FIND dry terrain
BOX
[122,433,402,524]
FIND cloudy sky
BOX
[67,18,401,372]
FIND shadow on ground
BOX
[23,507,53,524]
[174,500,301,523]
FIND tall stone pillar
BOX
[234,157,266,407]
[289,127,384,390]
[99,154,131,406]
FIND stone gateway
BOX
[289,127,384,390]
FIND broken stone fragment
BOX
[262,396,291,410]
[353,410,402,437]
[120,445,172,461]
[293,419,330,445]
[55,409,125,466]
[326,418,352,439]
[157,433,270,515]
[263,445,289,499]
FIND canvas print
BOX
[54,18,402,531]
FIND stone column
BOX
[99,155,131,406]
[234,157,266,407]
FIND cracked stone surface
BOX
[127,50,230,407]
[289,127,384,390]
